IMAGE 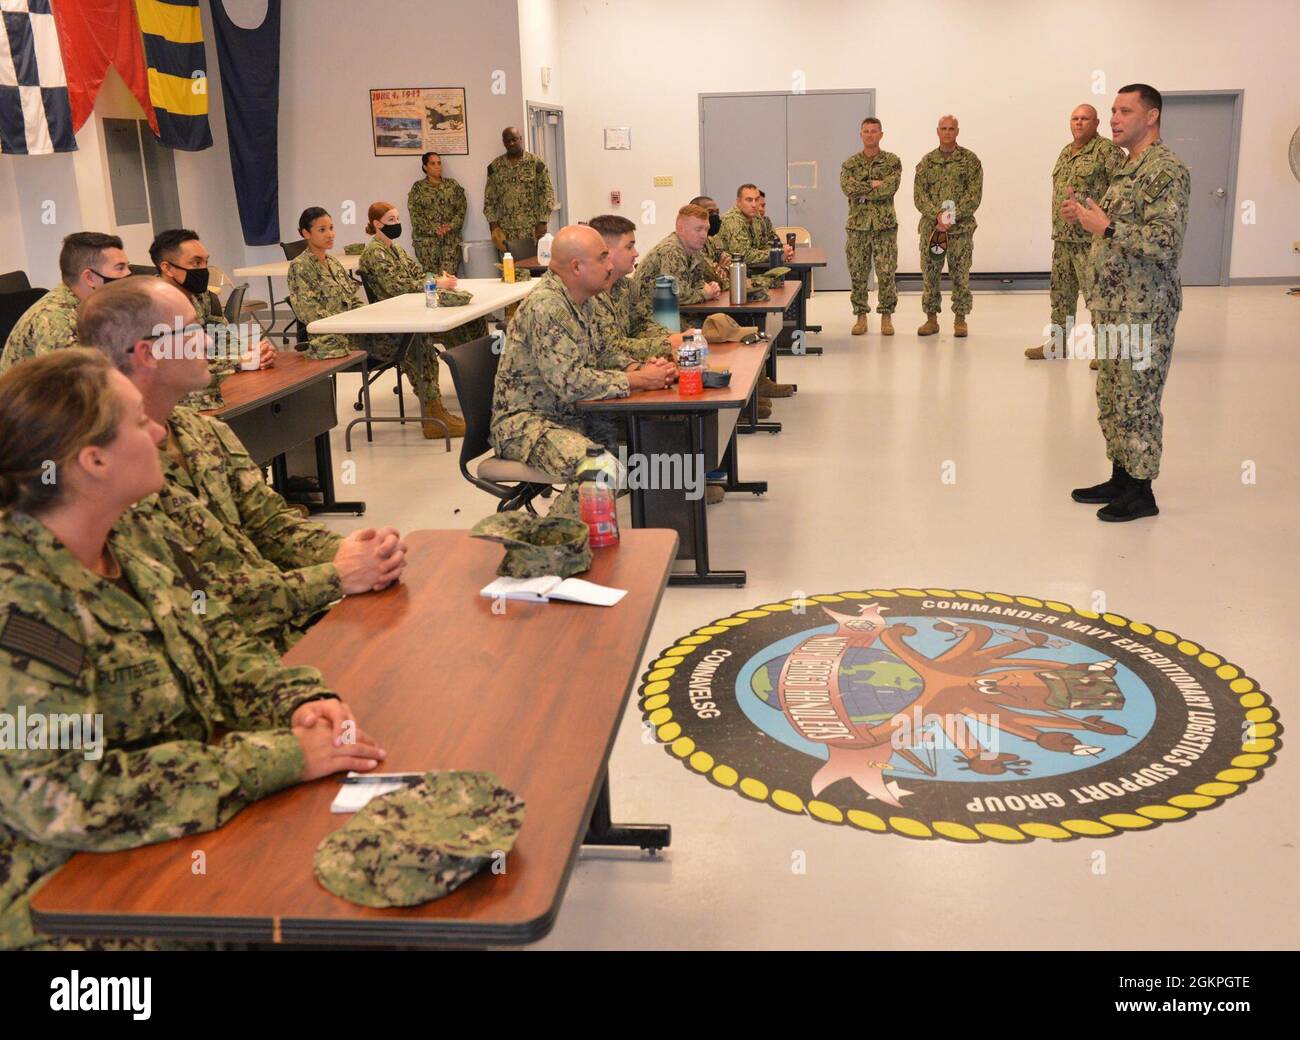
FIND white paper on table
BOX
[479,575,627,606]
[329,772,425,813]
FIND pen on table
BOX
[340,773,425,785]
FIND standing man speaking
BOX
[1068,84,1190,522]
[1027,105,1123,360]
[841,116,901,336]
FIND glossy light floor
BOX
[323,285,1298,950]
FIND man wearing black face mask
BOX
[150,229,275,408]
[0,231,131,374]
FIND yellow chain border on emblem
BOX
[638,588,1282,844]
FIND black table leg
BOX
[777,268,823,355]
[669,412,745,586]
[309,430,366,515]
[583,772,670,853]
[720,427,767,496]
[737,323,783,436]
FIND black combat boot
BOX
[1071,462,1128,504]
[1097,478,1159,522]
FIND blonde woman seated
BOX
[288,205,464,438]
[0,349,386,949]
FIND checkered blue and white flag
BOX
[0,0,75,154]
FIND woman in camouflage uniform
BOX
[290,205,465,439]
[0,350,385,949]
[408,152,467,277]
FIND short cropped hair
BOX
[736,183,758,198]
[149,228,200,270]
[58,232,125,287]
[78,277,174,372]
[1118,83,1162,123]
[677,204,710,222]
[688,195,714,207]
[861,116,882,128]
[588,214,637,239]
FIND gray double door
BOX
[700,89,874,291]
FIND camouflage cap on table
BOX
[749,265,790,289]
[470,512,591,578]
[313,771,526,908]
[437,288,474,306]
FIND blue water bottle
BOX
[424,273,439,308]
[652,275,680,332]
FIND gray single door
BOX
[787,91,874,290]
[700,94,786,226]
[701,90,873,291]
[1161,94,1237,285]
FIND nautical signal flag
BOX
[50,0,157,137]
[0,0,76,154]
[133,0,211,150]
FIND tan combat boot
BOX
[705,485,725,505]
[852,313,869,335]
[422,399,466,438]
[917,314,939,336]
[954,316,968,338]
[879,314,894,336]
[1089,358,1100,371]
[756,374,794,398]
[756,397,773,419]
[1025,343,1047,359]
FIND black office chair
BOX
[274,241,309,344]
[222,283,248,324]
[351,268,407,417]
[0,287,47,345]
[440,333,559,513]
[0,270,31,293]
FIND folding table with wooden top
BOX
[30,529,677,947]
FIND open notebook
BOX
[479,575,627,606]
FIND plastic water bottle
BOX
[693,329,709,370]
[576,446,620,548]
[536,232,554,264]
[502,252,516,283]
[424,273,439,308]
[676,338,703,397]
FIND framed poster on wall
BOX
[370,87,468,156]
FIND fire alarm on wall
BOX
[610,190,622,205]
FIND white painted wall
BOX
[555,0,1300,279]
[273,0,526,272]
[518,0,563,109]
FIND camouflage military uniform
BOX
[178,286,238,412]
[1050,135,1124,328]
[0,283,80,375]
[914,145,983,315]
[287,251,361,360]
[753,213,777,244]
[841,149,902,315]
[483,152,556,243]
[589,274,675,362]
[1085,141,1190,480]
[357,239,446,406]
[490,271,631,518]
[632,232,714,313]
[408,177,467,276]
[715,206,770,266]
[0,507,330,950]
[152,405,343,652]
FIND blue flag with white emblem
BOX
[0,0,76,154]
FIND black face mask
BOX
[381,222,403,240]
[178,267,210,295]
[90,268,126,285]
[707,213,721,236]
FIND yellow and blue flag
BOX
[133,0,210,150]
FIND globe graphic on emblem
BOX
[752,645,924,728]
